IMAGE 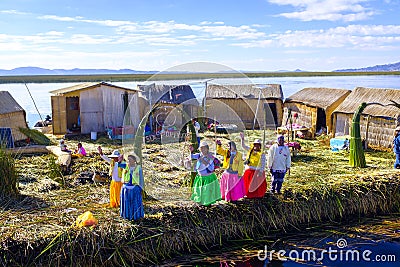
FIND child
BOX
[72,143,87,158]
[59,139,70,152]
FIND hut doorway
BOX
[316,108,326,133]
[66,97,80,133]
[264,103,278,129]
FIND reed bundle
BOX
[18,127,52,146]
[0,147,19,197]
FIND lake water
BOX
[173,240,400,267]
[1,75,399,127]
[161,219,400,266]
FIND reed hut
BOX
[50,82,141,135]
[332,87,400,148]
[138,84,199,133]
[205,84,283,129]
[0,91,28,143]
[283,88,351,136]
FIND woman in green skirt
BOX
[190,141,221,206]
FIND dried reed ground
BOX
[1,131,400,266]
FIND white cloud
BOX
[68,34,113,45]
[231,40,273,48]
[230,24,400,49]
[200,21,224,25]
[267,0,375,21]
[201,25,266,39]
[0,9,29,15]
[40,31,64,36]
[38,15,78,22]
[38,14,265,41]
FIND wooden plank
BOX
[46,145,71,167]
[7,145,48,155]
[80,88,104,134]
[9,145,71,167]
[51,96,67,134]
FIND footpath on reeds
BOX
[1,136,400,266]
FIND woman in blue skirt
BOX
[120,155,144,220]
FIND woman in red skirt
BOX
[240,132,266,198]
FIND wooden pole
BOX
[214,115,217,156]
[253,89,262,130]
[365,115,370,150]
[25,83,44,125]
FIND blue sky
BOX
[0,0,399,71]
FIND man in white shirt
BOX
[267,135,291,194]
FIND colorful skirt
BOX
[191,173,221,206]
[220,171,245,201]
[243,169,266,198]
[120,184,144,220]
[110,180,123,208]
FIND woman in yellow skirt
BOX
[98,146,125,207]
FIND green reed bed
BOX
[1,134,400,266]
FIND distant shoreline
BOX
[1,71,400,84]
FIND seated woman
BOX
[190,141,221,206]
[120,155,144,221]
[71,143,87,158]
[216,140,245,202]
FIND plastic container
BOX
[90,131,97,140]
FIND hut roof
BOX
[206,84,283,99]
[333,87,400,117]
[49,82,140,95]
[285,87,351,109]
[0,91,25,114]
[138,84,198,105]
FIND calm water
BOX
[161,226,400,266]
[1,75,399,127]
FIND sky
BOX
[0,0,399,72]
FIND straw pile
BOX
[0,148,19,197]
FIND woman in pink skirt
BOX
[216,140,245,202]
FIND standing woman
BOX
[216,140,245,202]
[190,141,221,206]
[120,155,144,220]
[240,133,267,198]
[98,146,125,208]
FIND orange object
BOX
[75,211,98,227]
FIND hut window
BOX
[68,97,79,110]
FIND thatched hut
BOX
[205,84,283,129]
[138,84,199,133]
[283,88,351,136]
[0,91,28,143]
[332,87,400,148]
[50,82,141,135]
